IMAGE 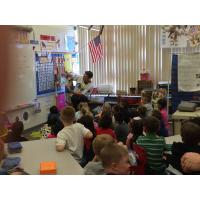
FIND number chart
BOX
[35,52,55,95]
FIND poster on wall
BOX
[161,25,200,48]
[55,35,66,51]
[64,54,72,72]
[16,31,30,44]
[178,54,200,92]
[187,26,200,47]
[65,36,75,52]
[40,35,57,51]
[35,52,55,95]
[161,26,188,48]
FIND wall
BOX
[7,25,74,130]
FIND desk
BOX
[6,139,84,175]
[172,110,200,135]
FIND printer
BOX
[178,101,197,112]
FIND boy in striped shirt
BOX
[136,116,171,174]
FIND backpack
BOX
[7,142,22,154]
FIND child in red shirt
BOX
[96,112,116,139]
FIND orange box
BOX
[40,161,57,175]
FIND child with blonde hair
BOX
[84,134,114,175]
[100,143,131,175]
[75,102,92,121]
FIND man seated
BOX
[65,71,94,110]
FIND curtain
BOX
[78,25,171,93]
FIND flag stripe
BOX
[88,35,103,64]
[89,41,97,63]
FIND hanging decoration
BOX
[161,25,200,48]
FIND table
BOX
[6,138,84,175]
[172,110,200,135]
[165,135,182,144]
[88,94,141,108]
[165,135,182,156]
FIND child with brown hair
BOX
[152,109,168,137]
[84,134,114,175]
[96,112,116,139]
[47,106,63,135]
[7,116,28,142]
[100,143,131,175]
[128,117,144,142]
[56,106,93,162]
[136,116,171,174]
[157,98,170,135]
[78,114,96,166]
[112,104,129,144]
[137,105,147,119]
[141,95,153,117]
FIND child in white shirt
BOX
[56,106,93,162]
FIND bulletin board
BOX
[178,54,200,92]
[51,52,65,93]
[171,54,200,112]
[35,52,67,96]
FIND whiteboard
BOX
[6,44,36,110]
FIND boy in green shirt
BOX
[136,116,171,174]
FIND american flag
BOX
[88,35,103,63]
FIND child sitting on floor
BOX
[128,117,144,143]
[96,112,116,139]
[47,106,63,135]
[84,134,114,175]
[100,143,131,175]
[137,105,147,119]
[157,98,170,136]
[56,106,93,162]
[75,102,92,121]
[112,105,129,144]
[119,100,131,124]
[126,118,147,175]
[7,117,27,142]
[95,102,112,119]
[136,116,171,174]
[167,121,200,174]
[141,95,153,117]
[152,110,168,137]
[78,115,96,166]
